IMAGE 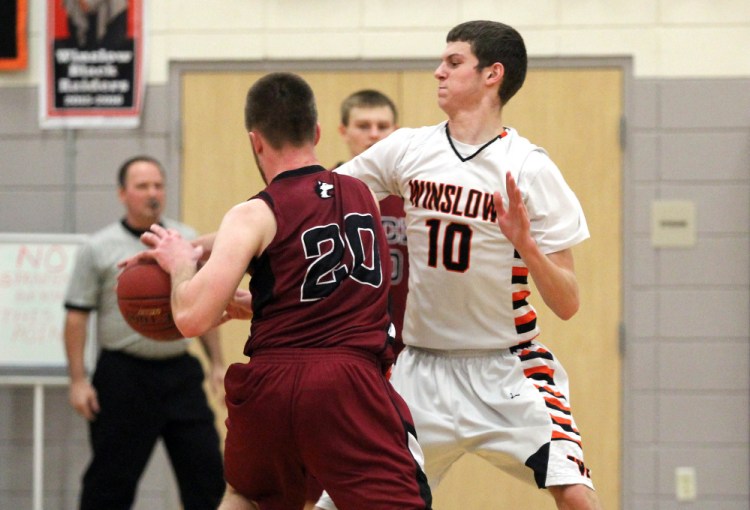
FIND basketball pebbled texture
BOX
[117,259,184,341]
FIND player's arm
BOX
[521,246,578,320]
[191,231,217,263]
[493,171,580,320]
[219,289,254,323]
[198,326,226,396]
[64,309,100,421]
[334,127,410,200]
[147,198,276,337]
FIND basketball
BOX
[117,258,184,341]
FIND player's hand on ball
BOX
[145,224,204,275]
[117,249,155,270]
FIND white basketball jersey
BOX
[336,123,589,350]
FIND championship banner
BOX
[41,0,145,129]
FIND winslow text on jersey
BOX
[408,178,498,224]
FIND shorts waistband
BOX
[407,345,512,358]
[249,347,379,365]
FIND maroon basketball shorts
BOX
[223,347,432,510]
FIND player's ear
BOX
[248,131,262,154]
[314,123,321,146]
[486,63,504,84]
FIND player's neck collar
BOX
[445,124,509,162]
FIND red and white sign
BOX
[41,0,145,129]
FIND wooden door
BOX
[181,65,622,510]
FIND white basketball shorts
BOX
[391,342,596,490]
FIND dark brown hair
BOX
[244,72,318,149]
[447,20,528,105]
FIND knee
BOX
[548,484,602,510]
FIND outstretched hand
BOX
[493,171,531,250]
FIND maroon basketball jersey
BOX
[379,194,408,354]
[244,165,392,361]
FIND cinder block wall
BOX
[624,78,750,509]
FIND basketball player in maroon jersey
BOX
[140,73,432,510]
[301,89,410,510]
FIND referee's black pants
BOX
[80,350,224,510]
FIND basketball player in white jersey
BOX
[317,20,603,510]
